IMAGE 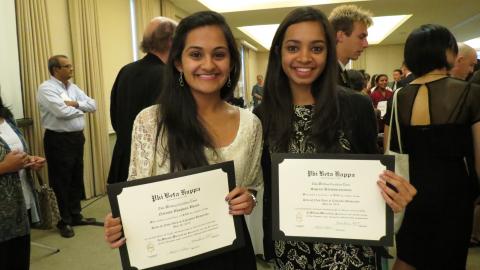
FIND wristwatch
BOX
[249,192,257,207]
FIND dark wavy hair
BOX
[260,7,339,152]
[157,11,241,172]
[0,97,13,120]
[404,24,458,77]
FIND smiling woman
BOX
[104,11,263,270]
[256,7,416,270]
[176,25,232,98]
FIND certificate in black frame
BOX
[107,161,245,270]
[271,153,394,247]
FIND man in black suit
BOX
[329,5,373,88]
[108,17,177,184]
[388,69,403,91]
[398,62,415,88]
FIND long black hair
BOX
[260,7,339,152]
[0,97,13,120]
[158,11,241,172]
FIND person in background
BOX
[389,69,403,91]
[37,55,97,238]
[369,74,392,108]
[449,42,478,81]
[384,24,480,270]
[398,61,414,88]
[251,74,264,108]
[329,4,373,88]
[470,69,480,84]
[0,96,45,270]
[104,11,262,270]
[368,73,378,93]
[346,69,367,93]
[256,7,416,269]
[361,71,372,93]
[370,74,392,133]
[108,17,177,184]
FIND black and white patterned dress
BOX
[272,105,377,270]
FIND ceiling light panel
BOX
[238,24,279,50]
[199,0,367,13]
[464,37,480,50]
[238,15,412,50]
[368,15,412,45]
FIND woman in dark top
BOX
[385,24,480,270]
[255,7,416,270]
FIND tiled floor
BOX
[30,196,480,270]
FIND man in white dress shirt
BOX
[37,55,96,238]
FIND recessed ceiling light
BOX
[238,14,412,50]
[464,37,480,50]
[198,0,368,13]
[368,15,412,45]
[238,24,279,50]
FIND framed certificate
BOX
[107,161,245,270]
[271,153,394,246]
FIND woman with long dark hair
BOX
[256,7,416,269]
[104,11,261,270]
[384,24,480,270]
[0,97,45,270]
[369,74,392,108]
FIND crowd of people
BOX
[1,3,479,270]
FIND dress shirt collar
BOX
[50,76,71,89]
[338,60,347,71]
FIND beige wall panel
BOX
[97,0,133,133]
[256,52,269,79]
[361,44,404,79]
[245,49,257,104]
[46,0,72,60]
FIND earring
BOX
[178,72,184,87]
[227,76,231,88]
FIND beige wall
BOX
[46,0,133,133]
[356,44,405,80]
[97,0,133,133]
[46,0,72,65]
[243,51,268,105]
[256,52,269,80]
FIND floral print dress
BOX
[273,105,377,270]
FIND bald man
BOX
[108,17,177,184]
[450,43,478,80]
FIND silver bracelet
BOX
[249,192,257,207]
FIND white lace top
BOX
[128,105,263,190]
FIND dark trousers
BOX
[44,129,85,225]
[0,234,31,270]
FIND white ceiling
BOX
[172,0,480,51]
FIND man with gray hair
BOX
[450,43,478,80]
[329,5,373,88]
[108,17,177,184]
[37,54,97,238]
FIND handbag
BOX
[33,171,61,230]
[385,88,410,233]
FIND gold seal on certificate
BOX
[271,154,394,246]
[107,161,245,270]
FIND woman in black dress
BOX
[385,24,480,270]
[256,7,417,270]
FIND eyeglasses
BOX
[58,64,73,69]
